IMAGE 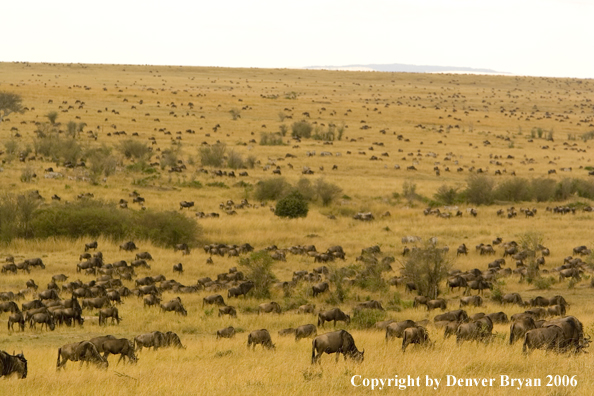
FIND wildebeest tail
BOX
[311,339,316,364]
[56,348,61,369]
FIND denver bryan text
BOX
[351,375,549,390]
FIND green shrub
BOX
[351,308,387,329]
[34,134,82,165]
[494,178,532,202]
[200,143,226,167]
[434,184,462,205]
[531,178,556,202]
[118,140,152,160]
[295,178,316,201]
[255,178,291,201]
[315,178,342,206]
[274,191,308,218]
[259,132,285,146]
[534,276,554,290]
[226,150,245,169]
[239,251,277,299]
[291,120,312,139]
[464,174,494,205]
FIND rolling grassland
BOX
[0,62,593,395]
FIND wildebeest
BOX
[119,241,137,251]
[298,304,316,314]
[0,351,27,378]
[0,301,20,313]
[413,296,429,308]
[542,316,588,353]
[134,331,167,351]
[426,299,447,311]
[259,302,281,314]
[218,306,237,318]
[227,281,253,298]
[311,330,364,364]
[98,307,121,325]
[102,339,137,364]
[179,201,194,210]
[510,316,537,345]
[456,316,493,344]
[247,329,275,350]
[85,241,98,251]
[318,308,350,327]
[56,341,108,369]
[502,293,524,306]
[385,320,417,341]
[487,311,509,324]
[522,326,565,353]
[295,324,317,341]
[1,264,17,274]
[460,295,482,308]
[172,263,183,274]
[135,251,153,261]
[216,326,236,339]
[547,305,566,317]
[465,280,492,295]
[203,294,225,307]
[278,328,296,336]
[143,295,161,310]
[434,309,468,323]
[312,282,329,297]
[357,300,384,311]
[29,312,56,331]
[402,326,431,352]
[161,297,187,316]
[8,312,26,331]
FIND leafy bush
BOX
[226,150,245,169]
[531,178,556,202]
[275,191,308,218]
[200,143,226,167]
[159,145,181,170]
[295,178,316,201]
[494,178,532,202]
[315,178,342,206]
[118,140,152,160]
[291,120,312,139]
[87,145,118,183]
[400,245,453,299]
[434,184,462,205]
[34,134,82,165]
[255,178,291,201]
[464,174,494,205]
[534,276,554,290]
[351,309,387,330]
[239,251,277,299]
[260,132,285,146]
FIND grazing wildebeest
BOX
[523,326,565,353]
[426,299,447,311]
[173,263,183,274]
[22,299,43,311]
[548,295,569,307]
[357,300,384,311]
[547,305,566,317]
[56,341,108,369]
[1,264,17,274]
[298,304,316,314]
[102,339,137,364]
[119,241,137,251]
[456,316,493,344]
[216,326,236,339]
[460,295,482,308]
[164,331,185,348]
[295,324,317,341]
[85,241,98,251]
[29,312,56,331]
[0,351,27,378]
[487,311,509,324]
[502,293,524,306]
[26,279,38,290]
[318,308,350,327]
[278,328,296,337]
[134,331,167,351]
[218,306,237,318]
[542,316,588,353]
[135,251,153,261]
[529,296,549,307]
[99,307,121,325]
[0,301,19,313]
[179,201,194,210]
[38,289,59,300]
[385,320,417,341]
[161,298,187,316]
[434,310,468,323]
[174,243,190,255]
[311,330,364,364]
[227,281,253,298]
[203,294,225,307]
[258,302,281,314]
[8,312,26,331]
[89,335,117,353]
[247,329,275,350]
[312,282,329,297]
[413,296,429,308]
[402,326,431,352]
[456,244,468,256]
[510,316,537,345]
[24,258,45,269]
[465,280,492,295]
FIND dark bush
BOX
[200,143,226,167]
[118,140,152,160]
[239,251,277,299]
[259,132,285,146]
[226,150,245,169]
[291,120,312,139]
[531,178,556,202]
[351,309,387,330]
[494,178,532,202]
[434,184,462,205]
[275,191,309,218]
[464,174,494,205]
[255,178,291,201]
[315,178,342,206]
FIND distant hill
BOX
[305,63,510,75]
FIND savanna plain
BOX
[0,62,594,395]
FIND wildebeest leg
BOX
[117,354,124,365]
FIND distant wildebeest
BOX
[502,293,524,306]
[460,295,482,308]
[426,299,447,311]
[101,339,137,364]
[509,316,537,345]
[357,300,384,311]
[318,308,350,328]
[174,243,190,255]
[0,351,28,378]
[134,331,167,351]
[385,320,417,341]
[522,326,565,353]
[85,241,98,251]
[161,298,187,316]
[247,329,275,350]
[487,311,509,324]
[311,330,364,364]
[135,251,153,261]
[56,341,108,370]
[217,326,236,339]
[203,294,225,307]
[298,304,316,314]
[179,201,194,210]
[119,241,137,251]
[456,244,468,256]
[312,282,329,297]
[434,309,468,323]
[29,312,56,331]
[278,328,296,337]
[295,324,317,341]
[218,306,237,318]
[456,316,493,344]
[402,326,431,352]
[8,312,26,331]
[413,296,429,308]
[173,263,183,274]
[227,281,254,298]
[99,307,121,325]
[258,302,281,314]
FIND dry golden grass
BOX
[0,62,594,394]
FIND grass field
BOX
[0,62,593,395]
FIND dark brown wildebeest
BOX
[295,324,317,341]
[54,308,84,327]
[85,241,98,251]
[298,304,315,314]
[24,258,45,269]
[278,328,296,336]
[143,294,161,308]
[1,264,17,274]
[179,201,194,210]
[413,296,429,308]
[29,312,56,331]
[529,296,549,307]
[510,316,537,345]
[548,295,569,307]
[135,251,153,261]
[82,296,110,310]
[38,289,59,301]
[0,351,27,378]
[247,329,275,350]
[524,308,547,320]
[8,312,26,331]
[311,330,364,364]
[502,293,524,306]
[523,326,565,353]
[385,320,417,341]
[174,243,190,255]
[216,326,235,339]
[99,307,121,325]
[402,326,431,352]
[465,280,492,296]
[456,244,468,256]
[443,321,461,339]
[164,331,185,348]
[542,316,588,353]
[374,319,395,330]
[0,301,19,313]
[547,305,566,317]
[559,268,582,282]
[102,339,137,364]
[318,308,350,328]
[119,241,137,251]
[56,341,108,369]
[460,295,482,308]
[357,300,384,311]
[203,294,225,307]
[487,312,509,324]
[227,281,253,298]
[22,299,43,311]
[426,299,446,311]
[434,309,468,323]
[456,316,493,344]
[137,285,160,296]
[258,302,281,314]
[218,306,237,318]
[26,279,38,290]
[134,331,167,351]
[161,298,187,316]
[89,335,117,353]
[312,282,329,297]
[173,263,183,274]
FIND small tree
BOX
[465,174,494,205]
[0,92,24,124]
[434,184,461,205]
[200,143,226,167]
[66,121,77,138]
[401,245,453,299]
[46,111,59,125]
[239,251,277,299]
[229,108,241,120]
[519,232,544,280]
[291,120,312,139]
[315,178,342,206]
[226,150,245,169]
[275,191,308,218]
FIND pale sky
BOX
[2,0,593,78]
